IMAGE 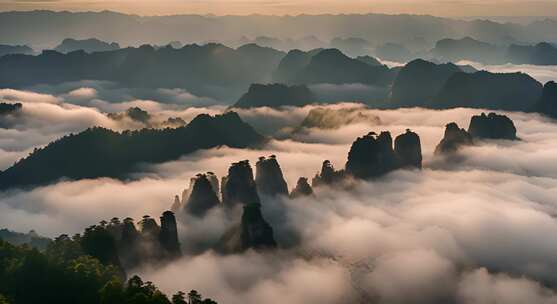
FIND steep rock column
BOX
[255,155,289,196]
[290,177,314,198]
[394,129,422,169]
[183,173,221,217]
[222,160,261,208]
[159,211,181,258]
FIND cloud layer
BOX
[3,85,557,303]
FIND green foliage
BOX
[0,234,218,304]
[0,112,263,190]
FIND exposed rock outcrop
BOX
[222,160,261,208]
[183,173,221,217]
[312,160,345,187]
[468,112,518,140]
[255,155,289,196]
[107,107,151,125]
[0,102,22,128]
[345,131,397,179]
[534,81,557,119]
[344,130,422,179]
[159,211,181,257]
[240,203,277,250]
[394,129,423,169]
[435,123,473,154]
[118,217,142,269]
[219,203,277,253]
[290,177,314,198]
[0,102,22,116]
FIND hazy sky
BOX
[1,0,557,17]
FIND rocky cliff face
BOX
[435,123,473,154]
[468,112,518,140]
[344,130,423,179]
[159,211,181,258]
[222,160,261,208]
[345,132,397,179]
[255,155,289,196]
[394,129,423,169]
[535,81,557,119]
[312,160,345,187]
[170,195,181,213]
[240,204,277,250]
[219,203,277,253]
[290,177,314,198]
[183,173,221,217]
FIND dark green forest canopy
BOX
[0,238,217,304]
[0,112,264,190]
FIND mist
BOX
[3,96,557,302]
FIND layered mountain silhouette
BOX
[390,59,463,107]
[233,83,315,108]
[374,43,414,62]
[434,71,542,111]
[3,11,557,51]
[0,112,264,190]
[54,38,120,53]
[391,59,547,111]
[506,42,557,65]
[273,48,394,86]
[535,81,557,118]
[0,44,33,57]
[432,37,503,64]
[0,43,285,101]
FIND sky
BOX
[1,0,557,17]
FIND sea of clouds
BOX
[3,84,557,303]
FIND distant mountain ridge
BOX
[54,38,120,53]
[0,43,285,102]
[0,44,34,57]
[0,112,264,190]
[2,11,557,50]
